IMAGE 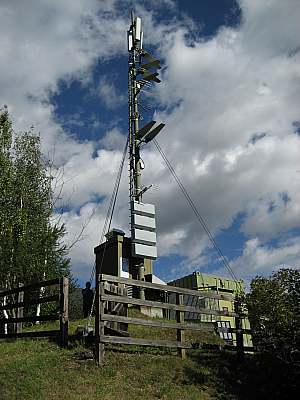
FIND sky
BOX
[1,0,299,286]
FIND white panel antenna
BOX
[127,31,133,51]
[140,31,143,49]
[134,17,142,41]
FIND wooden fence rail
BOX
[0,278,60,297]
[0,277,68,346]
[101,274,235,301]
[0,295,60,311]
[95,274,245,365]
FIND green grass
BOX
[0,337,239,400]
[0,311,296,399]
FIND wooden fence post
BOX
[0,289,8,335]
[234,300,244,361]
[176,293,186,359]
[95,275,105,365]
[59,277,69,347]
[16,283,24,334]
[95,274,100,364]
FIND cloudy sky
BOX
[1,0,299,286]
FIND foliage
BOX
[0,107,70,290]
[246,268,300,365]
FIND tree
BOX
[246,268,300,364]
[0,107,16,288]
[0,107,70,290]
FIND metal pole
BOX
[128,16,144,298]
[128,17,141,204]
[133,64,141,202]
[128,61,134,203]
[138,262,145,300]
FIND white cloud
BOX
[242,190,300,239]
[98,78,126,110]
[231,237,300,278]
[99,127,127,151]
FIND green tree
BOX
[247,268,300,364]
[0,108,70,290]
[0,107,15,288]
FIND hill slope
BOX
[0,317,294,399]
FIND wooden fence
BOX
[95,274,246,364]
[0,277,68,346]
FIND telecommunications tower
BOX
[127,14,165,263]
[94,14,165,297]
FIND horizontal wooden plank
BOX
[0,330,60,339]
[101,294,238,317]
[1,314,59,324]
[0,278,60,298]
[229,328,252,334]
[100,274,234,301]
[100,335,192,349]
[243,346,255,352]
[102,314,215,332]
[216,327,252,334]
[0,295,60,311]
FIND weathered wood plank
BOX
[2,314,59,324]
[0,295,59,311]
[0,278,60,298]
[102,314,215,332]
[0,330,60,339]
[59,277,69,347]
[95,277,100,365]
[16,283,24,334]
[101,294,238,317]
[176,293,186,359]
[100,335,192,349]
[95,282,105,365]
[100,274,234,301]
[226,327,252,334]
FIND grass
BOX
[0,310,297,399]
[0,338,214,400]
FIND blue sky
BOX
[1,0,299,287]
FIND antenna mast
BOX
[127,13,165,262]
[128,14,143,203]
